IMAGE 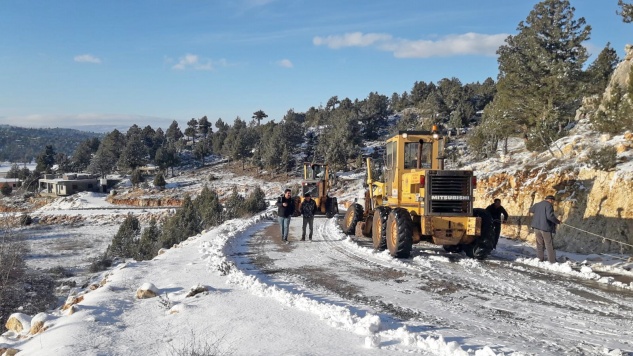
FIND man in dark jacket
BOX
[529,195,561,263]
[276,189,295,243]
[486,198,509,249]
[299,193,318,241]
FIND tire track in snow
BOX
[313,217,633,355]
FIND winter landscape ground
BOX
[1,161,633,356]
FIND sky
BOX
[0,0,630,131]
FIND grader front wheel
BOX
[372,206,390,250]
[385,208,413,258]
[342,203,363,235]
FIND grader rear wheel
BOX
[372,206,390,250]
[342,203,363,235]
[385,208,413,258]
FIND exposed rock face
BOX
[475,168,633,255]
[106,196,182,207]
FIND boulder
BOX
[136,282,159,299]
[5,313,31,334]
[0,348,20,356]
[29,313,50,335]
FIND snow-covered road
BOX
[234,215,633,355]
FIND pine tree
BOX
[243,186,267,214]
[153,171,167,190]
[193,139,209,166]
[118,134,147,171]
[196,185,223,228]
[198,116,211,137]
[584,43,620,97]
[591,85,633,134]
[165,120,183,143]
[359,92,391,140]
[35,145,56,173]
[224,118,249,168]
[130,169,144,187]
[223,187,245,220]
[107,215,141,259]
[185,118,198,145]
[141,125,156,156]
[158,195,200,248]
[154,143,180,177]
[252,110,268,125]
[72,137,100,172]
[494,0,591,152]
[138,218,160,260]
[619,0,633,22]
[88,142,117,178]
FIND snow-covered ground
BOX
[2,165,633,355]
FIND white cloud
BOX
[74,54,101,64]
[277,59,293,68]
[313,32,509,58]
[171,54,232,71]
[313,32,392,49]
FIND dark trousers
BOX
[534,229,556,263]
[492,222,502,249]
[302,216,314,240]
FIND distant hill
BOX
[0,125,103,162]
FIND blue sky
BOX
[0,0,630,131]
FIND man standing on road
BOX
[299,193,317,241]
[276,189,295,243]
[486,198,509,249]
[529,195,561,263]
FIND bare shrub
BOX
[168,329,233,356]
[0,218,56,326]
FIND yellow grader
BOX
[342,129,494,259]
[295,162,339,218]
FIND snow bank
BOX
[516,258,633,290]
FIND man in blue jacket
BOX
[529,195,561,263]
[276,189,295,243]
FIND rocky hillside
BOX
[471,45,633,256]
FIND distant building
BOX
[0,178,21,189]
[38,173,119,197]
[138,165,159,175]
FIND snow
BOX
[2,163,633,355]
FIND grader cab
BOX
[342,129,494,259]
[295,162,339,218]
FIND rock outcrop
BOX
[475,167,633,254]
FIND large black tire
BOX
[372,206,390,250]
[342,203,363,235]
[385,208,413,258]
[462,208,495,260]
[325,197,338,218]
